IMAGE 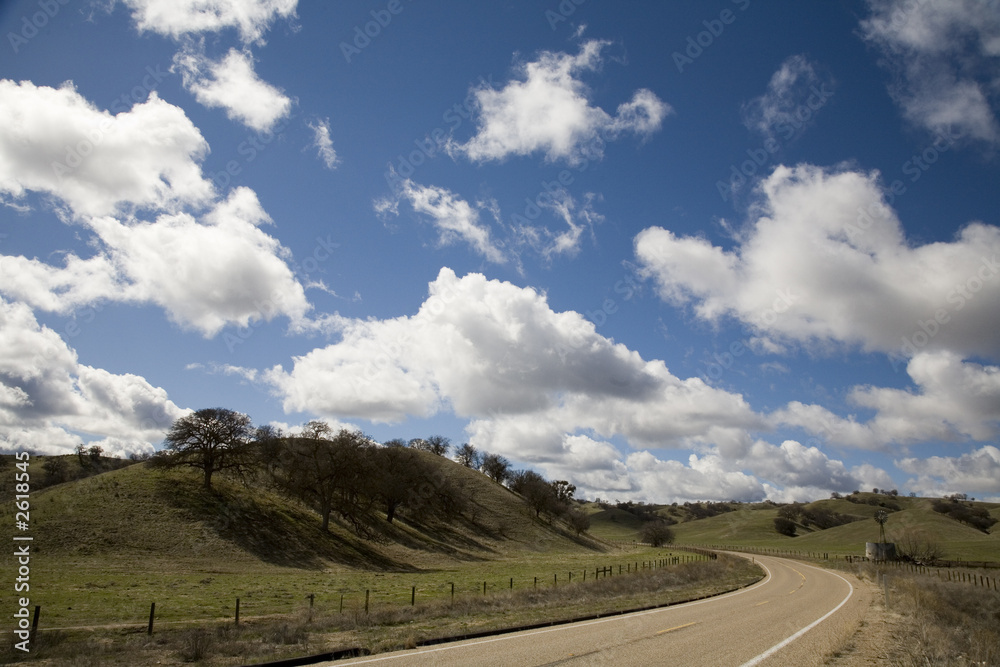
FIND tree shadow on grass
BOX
[156,475,412,571]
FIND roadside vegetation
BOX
[2,408,998,665]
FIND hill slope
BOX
[3,451,604,572]
[587,495,1000,561]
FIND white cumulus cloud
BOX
[452,40,671,165]
[635,164,1000,359]
[0,297,187,455]
[118,0,297,44]
[861,0,1000,144]
[173,47,292,131]
[0,80,213,218]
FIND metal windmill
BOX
[873,509,888,543]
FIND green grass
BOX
[586,494,1000,562]
[0,456,680,629]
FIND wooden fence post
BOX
[411,586,415,606]
[364,589,369,614]
[30,605,40,642]
[235,598,240,626]
[147,602,155,636]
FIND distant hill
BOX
[0,450,606,571]
[586,493,1000,562]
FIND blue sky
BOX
[2,0,999,503]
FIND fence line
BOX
[27,548,718,635]
[692,543,999,591]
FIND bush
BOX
[774,517,797,536]
[640,521,675,547]
[179,629,213,662]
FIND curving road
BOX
[326,554,868,667]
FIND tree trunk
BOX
[386,501,398,524]
[203,467,213,489]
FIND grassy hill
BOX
[0,450,625,628]
[2,450,603,568]
[586,494,1000,562]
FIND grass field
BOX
[2,454,996,664]
[585,494,1000,562]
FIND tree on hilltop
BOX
[161,408,255,490]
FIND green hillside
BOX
[0,450,621,628]
[3,451,603,568]
[587,494,1000,562]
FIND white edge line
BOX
[339,558,774,664]
[737,563,854,667]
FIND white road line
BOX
[737,563,854,667]
[339,562,774,664]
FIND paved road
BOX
[326,554,867,667]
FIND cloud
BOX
[897,445,1000,496]
[262,268,903,503]
[452,40,671,165]
[773,351,1000,449]
[265,268,763,437]
[1,187,311,337]
[515,189,603,260]
[308,117,338,169]
[173,47,292,131]
[741,54,834,140]
[0,80,213,218]
[376,180,508,264]
[0,79,310,337]
[118,0,297,44]
[377,177,603,264]
[850,351,1000,443]
[0,297,187,456]
[861,0,1000,144]
[635,164,1000,359]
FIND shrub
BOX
[640,521,675,547]
[774,517,797,536]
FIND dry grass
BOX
[885,574,1000,666]
[0,555,761,666]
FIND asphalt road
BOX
[326,554,867,667]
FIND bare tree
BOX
[455,443,481,469]
[509,470,559,518]
[161,408,255,489]
[300,420,332,440]
[271,429,374,532]
[566,508,591,535]
[896,527,943,564]
[411,435,450,456]
[480,452,511,484]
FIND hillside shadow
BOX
[156,475,413,571]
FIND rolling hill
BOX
[1,451,604,572]
[586,494,1000,562]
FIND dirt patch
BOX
[824,576,906,666]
